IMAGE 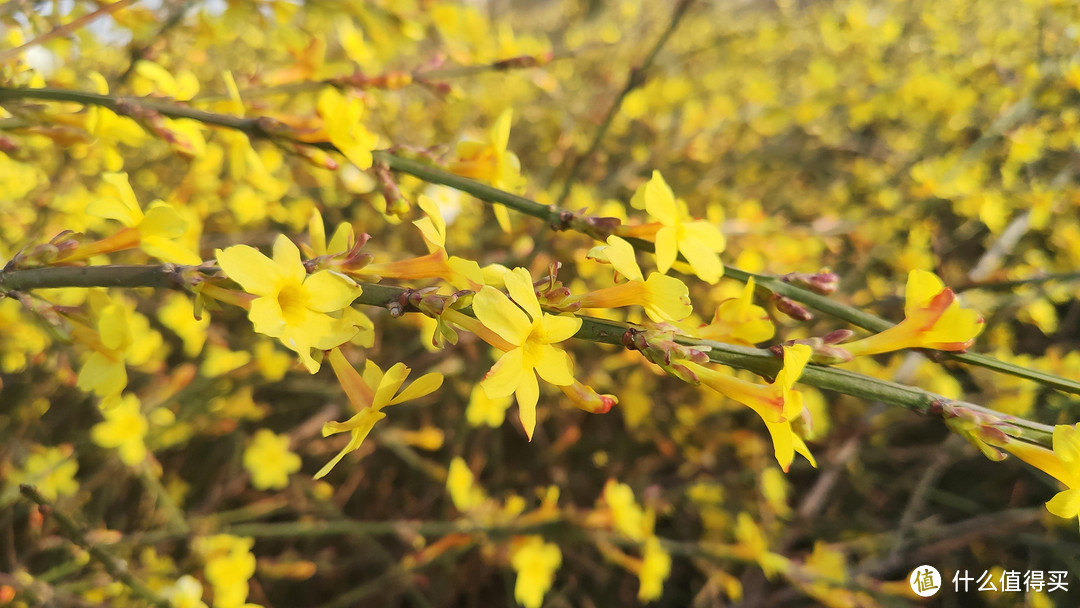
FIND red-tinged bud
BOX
[772,294,813,321]
[781,271,840,295]
[569,213,622,241]
[294,144,339,170]
[560,381,618,414]
[0,135,16,153]
[771,334,853,365]
[821,329,854,344]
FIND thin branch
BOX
[0,0,139,63]
[1,84,1078,396]
[18,485,169,608]
[0,264,1056,448]
[554,0,695,207]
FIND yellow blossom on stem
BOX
[510,536,561,608]
[637,536,672,602]
[447,109,523,232]
[215,234,363,373]
[9,445,79,502]
[243,429,301,490]
[473,267,582,440]
[466,382,513,428]
[317,87,378,170]
[842,269,984,356]
[696,277,775,346]
[734,513,790,578]
[617,171,725,284]
[446,456,490,512]
[688,345,816,471]
[196,535,256,608]
[1004,424,1080,532]
[315,348,444,479]
[603,479,653,541]
[90,393,148,467]
[61,172,201,264]
[576,235,693,323]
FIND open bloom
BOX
[315,348,444,479]
[64,172,201,264]
[1004,423,1080,532]
[576,235,693,323]
[695,277,775,345]
[447,109,523,232]
[90,393,148,466]
[689,345,816,471]
[511,536,562,608]
[617,171,725,284]
[317,87,378,170]
[473,268,582,440]
[842,269,983,356]
[216,235,362,373]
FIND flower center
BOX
[277,284,309,325]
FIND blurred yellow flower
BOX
[447,457,489,512]
[637,536,672,602]
[243,429,301,490]
[9,445,79,502]
[448,109,523,232]
[90,394,148,467]
[696,277,775,346]
[317,87,378,170]
[511,536,561,608]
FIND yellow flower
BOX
[162,575,208,608]
[696,277,775,346]
[446,457,490,512]
[637,536,672,602]
[466,383,513,428]
[843,269,983,356]
[689,345,816,471]
[215,234,363,373]
[576,235,693,323]
[90,393,149,467]
[315,349,444,479]
[317,87,378,170]
[603,479,651,541]
[1005,424,1080,532]
[619,171,725,284]
[197,535,256,608]
[473,267,582,440]
[9,445,79,502]
[243,430,301,490]
[66,172,201,264]
[447,109,524,232]
[510,536,562,608]
[734,513,789,579]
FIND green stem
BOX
[19,485,170,608]
[0,264,1056,448]
[1,84,1077,395]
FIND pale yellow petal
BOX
[303,270,361,313]
[504,267,542,320]
[215,245,282,296]
[531,344,575,386]
[272,235,306,285]
[473,286,532,345]
[654,225,678,274]
[248,296,286,338]
[515,371,540,440]
[643,171,677,225]
[390,372,444,405]
[481,348,525,397]
[535,313,582,344]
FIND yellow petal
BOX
[94,172,144,226]
[303,270,361,313]
[1046,489,1080,519]
[474,286,532,346]
[535,313,582,344]
[390,372,444,405]
[679,229,724,284]
[764,420,796,472]
[314,410,386,479]
[482,348,525,398]
[216,245,283,296]
[328,347,375,409]
[604,235,644,281]
[531,344,575,386]
[491,109,512,152]
[248,296,286,337]
[515,371,540,440]
[272,235,306,286]
[77,351,126,397]
[644,171,677,225]
[643,274,693,322]
[504,267,542,320]
[139,204,186,239]
[141,236,202,265]
[654,225,678,274]
[309,210,327,256]
[1054,424,1080,466]
[373,362,411,409]
[904,269,946,316]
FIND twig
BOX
[554,0,695,207]
[18,485,169,608]
[0,264,1057,449]
[1,83,1078,396]
[0,0,139,63]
